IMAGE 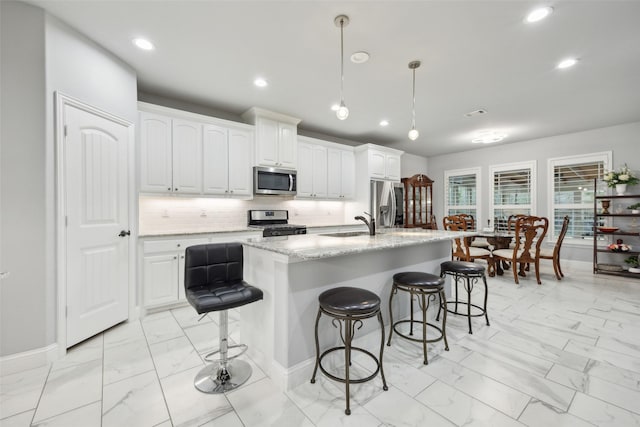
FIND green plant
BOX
[628,202,640,210]
[603,164,639,188]
[625,256,639,267]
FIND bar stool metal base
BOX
[194,359,252,394]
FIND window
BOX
[490,161,536,232]
[548,152,611,243]
[444,167,481,229]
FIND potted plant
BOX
[628,202,640,214]
[603,164,639,195]
[625,255,640,273]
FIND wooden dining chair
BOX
[539,216,569,280]
[443,216,493,274]
[492,216,548,284]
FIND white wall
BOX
[0,1,137,357]
[1,1,47,357]
[400,152,429,179]
[426,121,640,262]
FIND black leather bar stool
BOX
[310,286,388,415]
[184,243,263,393]
[387,272,448,365]
[437,260,489,334]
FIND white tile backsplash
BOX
[139,196,351,235]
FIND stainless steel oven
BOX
[253,166,297,196]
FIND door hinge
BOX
[65,216,68,227]
[64,125,68,137]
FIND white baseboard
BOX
[0,343,58,376]
[269,358,316,392]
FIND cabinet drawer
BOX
[144,238,209,254]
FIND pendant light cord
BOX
[340,18,345,103]
[411,67,416,129]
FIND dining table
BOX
[474,231,515,276]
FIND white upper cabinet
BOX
[242,107,301,170]
[327,147,355,199]
[358,144,403,181]
[202,125,253,196]
[139,112,202,194]
[297,139,328,198]
[172,119,203,193]
[139,103,253,198]
[139,112,173,192]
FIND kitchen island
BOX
[239,228,471,391]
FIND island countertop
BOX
[242,228,473,261]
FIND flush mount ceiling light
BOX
[132,38,154,50]
[407,60,421,141]
[334,15,350,120]
[379,120,389,127]
[525,6,553,23]
[471,130,508,144]
[253,77,268,88]
[350,51,370,64]
[557,58,579,69]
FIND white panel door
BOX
[296,142,314,197]
[256,117,278,166]
[139,112,172,193]
[203,124,229,195]
[172,119,202,193]
[227,128,252,196]
[386,154,401,181]
[65,104,129,347]
[369,150,386,179]
[340,150,356,198]
[311,145,328,198]
[144,254,179,307]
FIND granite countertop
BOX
[242,228,473,261]
[139,227,257,238]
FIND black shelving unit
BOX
[593,179,640,278]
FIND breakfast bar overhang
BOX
[239,229,471,391]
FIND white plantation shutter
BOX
[444,168,480,228]
[490,162,535,232]
[549,153,610,242]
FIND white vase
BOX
[616,183,627,195]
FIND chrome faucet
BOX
[355,212,376,236]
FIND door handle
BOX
[118,230,131,237]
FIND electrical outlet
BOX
[162,209,169,218]
[200,209,207,217]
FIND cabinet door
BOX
[143,254,179,307]
[139,112,173,193]
[386,154,401,181]
[202,124,229,195]
[296,142,314,197]
[227,128,252,196]
[312,145,328,197]
[327,148,342,199]
[369,150,386,179]
[172,119,203,193]
[278,122,297,169]
[256,117,279,167]
[340,150,355,198]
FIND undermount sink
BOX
[320,231,371,238]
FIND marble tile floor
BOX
[2,264,640,426]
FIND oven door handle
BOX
[289,174,293,191]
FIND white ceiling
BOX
[26,0,640,157]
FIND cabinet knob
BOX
[230,190,234,193]
[173,256,177,259]
[180,255,184,259]
[225,190,228,193]
[177,244,181,247]
[174,188,178,191]
[167,187,171,191]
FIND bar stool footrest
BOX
[443,301,487,317]
[391,320,446,344]
[318,346,381,385]
[204,343,248,363]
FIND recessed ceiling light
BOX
[254,77,268,87]
[525,6,553,23]
[471,130,508,144]
[132,38,154,50]
[350,51,370,64]
[557,58,578,69]
[379,120,389,127]
[331,104,340,111]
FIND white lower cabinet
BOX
[141,232,261,310]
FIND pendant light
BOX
[334,15,349,120]
[408,60,421,140]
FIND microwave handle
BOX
[288,174,293,191]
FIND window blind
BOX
[445,172,477,226]
[552,160,605,240]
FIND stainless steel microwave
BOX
[253,166,297,196]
